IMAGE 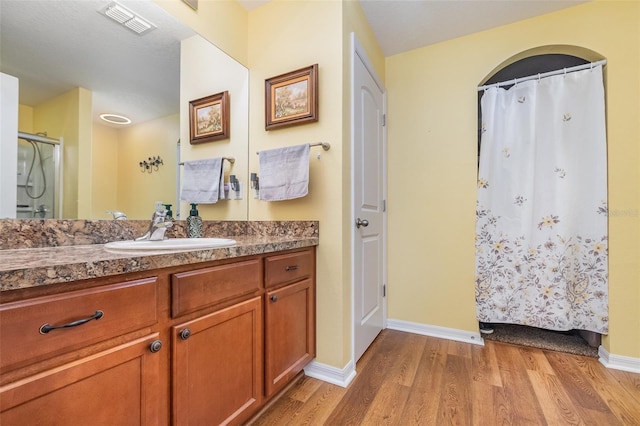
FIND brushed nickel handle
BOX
[285,265,299,272]
[355,218,369,228]
[179,328,191,340]
[39,310,104,334]
[270,295,278,303]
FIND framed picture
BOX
[189,91,229,144]
[265,64,318,130]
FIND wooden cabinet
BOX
[264,248,316,397]
[0,276,161,426]
[169,247,315,424]
[172,297,263,426]
[0,246,316,426]
[0,277,158,372]
[171,258,262,317]
[265,278,315,397]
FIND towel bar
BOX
[256,142,330,155]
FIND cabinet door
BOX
[0,334,161,426]
[172,297,263,426]
[265,278,315,397]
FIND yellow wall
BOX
[91,115,179,221]
[76,90,93,219]
[162,0,638,363]
[245,0,385,369]
[17,105,33,132]
[116,114,179,220]
[155,0,248,66]
[32,87,92,219]
[91,124,119,219]
[342,0,385,82]
[386,1,640,358]
[248,0,347,367]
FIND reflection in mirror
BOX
[0,0,249,221]
[179,35,249,222]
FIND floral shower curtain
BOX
[475,66,608,334]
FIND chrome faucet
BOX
[136,209,173,241]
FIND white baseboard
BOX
[598,346,640,374]
[386,319,484,346]
[304,359,356,388]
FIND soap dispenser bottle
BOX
[186,203,202,238]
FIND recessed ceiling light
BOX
[101,2,156,35]
[100,113,132,125]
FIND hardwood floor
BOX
[251,329,640,425]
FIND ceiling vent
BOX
[101,2,156,35]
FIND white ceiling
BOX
[357,0,588,57]
[1,0,587,128]
[0,0,195,126]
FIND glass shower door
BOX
[16,139,59,219]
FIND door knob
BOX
[355,218,369,228]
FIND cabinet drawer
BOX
[0,277,157,371]
[171,259,262,317]
[265,249,314,289]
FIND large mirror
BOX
[0,0,249,221]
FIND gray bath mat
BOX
[482,323,599,358]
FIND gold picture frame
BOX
[265,64,318,130]
[189,91,230,144]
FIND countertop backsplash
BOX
[0,219,319,250]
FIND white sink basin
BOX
[105,238,236,251]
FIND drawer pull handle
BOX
[39,310,104,335]
[149,340,163,353]
[285,265,299,272]
[270,295,278,303]
[179,328,191,340]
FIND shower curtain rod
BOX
[477,59,607,91]
[18,131,60,146]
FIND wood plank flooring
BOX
[251,329,640,425]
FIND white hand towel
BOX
[258,144,310,201]
[180,158,225,204]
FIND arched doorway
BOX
[475,47,608,355]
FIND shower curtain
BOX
[475,66,608,334]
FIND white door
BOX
[352,36,386,362]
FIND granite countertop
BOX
[0,235,318,292]
[0,220,319,292]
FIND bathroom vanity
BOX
[0,220,317,425]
